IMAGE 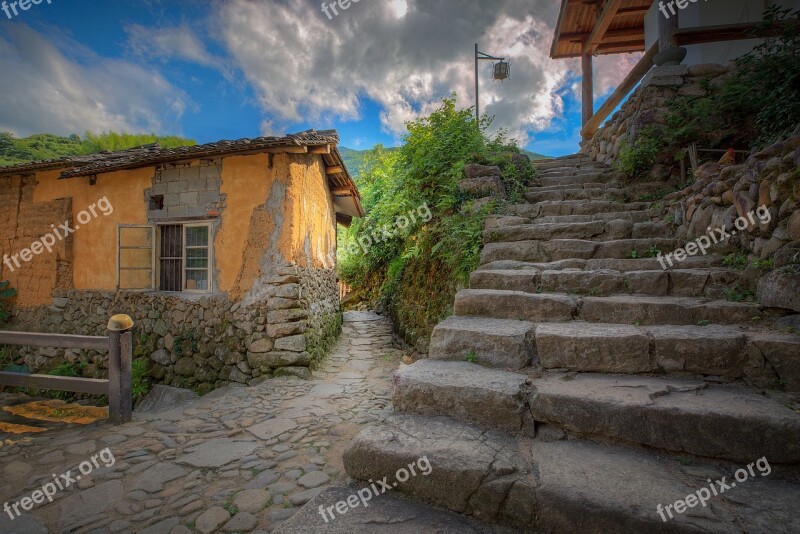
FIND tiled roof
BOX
[0,130,340,178]
[0,129,362,217]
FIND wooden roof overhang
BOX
[551,0,652,59]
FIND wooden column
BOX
[658,8,679,51]
[581,53,594,131]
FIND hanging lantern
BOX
[493,60,510,81]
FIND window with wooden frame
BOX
[117,222,213,293]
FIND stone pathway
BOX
[0,311,403,533]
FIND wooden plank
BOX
[584,0,624,55]
[117,331,133,424]
[325,166,344,175]
[0,372,109,395]
[562,28,643,44]
[581,42,658,139]
[108,331,122,423]
[582,53,594,127]
[309,145,331,155]
[0,331,108,351]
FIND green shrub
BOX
[0,280,16,326]
[131,358,151,403]
[616,127,663,181]
[339,96,535,344]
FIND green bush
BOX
[131,358,151,404]
[339,96,535,343]
[616,127,663,181]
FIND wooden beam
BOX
[0,372,109,395]
[331,187,355,196]
[0,331,109,351]
[581,42,658,139]
[581,53,594,127]
[658,7,678,51]
[584,0,623,55]
[326,166,344,175]
[595,40,646,54]
[309,145,331,155]
[563,28,643,44]
[674,21,798,47]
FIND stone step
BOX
[507,200,656,219]
[529,373,800,464]
[540,173,617,187]
[523,209,663,225]
[479,254,725,273]
[393,359,532,434]
[454,289,764,326]
[428,316,536,370]
[524,187,626,203]
[454,289,578,322]
[471,267,740,298]
[484,220,673,243]
[532,182,612,192]
[535,323,800,379]
[536,267,739,297]
[480,238,680,264]
[580,295,763,325]
[393,361,800,464]
[344,414,800,532]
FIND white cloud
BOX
[126,23,219,68]
[0,25,192,137]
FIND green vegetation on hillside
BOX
[618,7,800,181]
[339,97,536,346]
[0,131,197,166]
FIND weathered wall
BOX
[0,175,73,306]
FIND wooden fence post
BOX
[107,315,134,424]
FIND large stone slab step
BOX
[428,316,536,369]
[455,289,765,326]
[343,414,800,532]
[480,238,680,264]
[524,187,626,203]
[523,209,663,225]
[393,360,532,434]
[535,322,800,380]
[479,254,724,273]
[454,289,578,322]
[507,200,655,219]
[529,373,800,463]
[579,295,763,325]
[540,173,618,187]
[484,220,673,243]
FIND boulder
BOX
[464,163,502,179]
[457,176,506,198]
[135,385,198,414]
[247,351,311,370]
[758,270,800,312]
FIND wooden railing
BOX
[0,315,134,424]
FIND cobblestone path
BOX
[0,311,402,533]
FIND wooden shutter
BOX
[118,226,154,289]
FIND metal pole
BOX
[475,43,479,120]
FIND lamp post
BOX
[474,43,510,120]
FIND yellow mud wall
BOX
[216,153,275,294]
[281,153,337,268]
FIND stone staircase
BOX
[342,154,800,532]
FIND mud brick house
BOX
[0,130,362,390]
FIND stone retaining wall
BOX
[581,63,733,172]
[9,264,341,392]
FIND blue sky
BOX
[0,0,636,157]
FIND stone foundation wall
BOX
[8,264,342,391]
[581,63,733,171]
